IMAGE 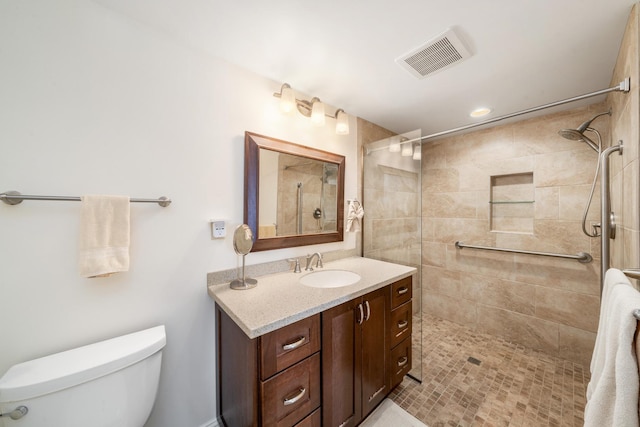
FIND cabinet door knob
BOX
[283,387,306,406]
[397,356,408,368]
[397,287,409,295]
[364,300,371,321]
[282,336,306,351]
[397,320,408,329]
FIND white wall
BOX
[0,1,358,426]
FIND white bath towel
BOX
[585,268,640,427]
[78,195,130,278]
[346,200,364,232]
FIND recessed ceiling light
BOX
[470,107,492,118]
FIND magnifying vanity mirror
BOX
[244,132,345,252]
[230,224,258,290]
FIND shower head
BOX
[557,128,585,141]
[558,109,611,152]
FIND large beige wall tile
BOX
[425,192,477,218]
[535,186,559,219]
[423,168,459,193]
[535,149,599,187]
[466,275,536,316]
[423,292,477,326]
[558,325,596,367]
[623,159,640,230]
[535,287,600,332]
[559,185,600,222]
[512,254,599,295]
[422,241,447,267]
[477,305,559,355]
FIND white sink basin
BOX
[299,269,361,288]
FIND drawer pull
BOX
[397,320,408,329]
[282,336,306,351]
[356,303,364,325]
[283,387,306,406]
[364,300,371,321]
[397,356,408,368]
[397,287,409,295]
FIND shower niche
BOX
[490,172,534,233]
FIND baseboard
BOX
[199,418,221,427]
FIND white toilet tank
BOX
[0,325,166,427]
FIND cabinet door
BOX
[321,298,362,427]
[360,287,389,417]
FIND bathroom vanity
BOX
[209,257,415,427]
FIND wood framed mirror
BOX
[244,131,345,252]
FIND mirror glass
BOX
[245,132,345,252]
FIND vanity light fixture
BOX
[412,143,422,160]
[273,83,350,135]
[388,137,401,152]
[310,98,325,126]
[279,83,296,113]
[335,109,349,135]
[401,143,413,157]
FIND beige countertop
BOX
[208,256,416,339]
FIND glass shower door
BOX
[362,129,423,382]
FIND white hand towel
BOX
[585,268,640,427]
[346,200,364,232]
[78,195,130,278]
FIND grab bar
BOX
[454,241,592,263]
[1,191,171,207]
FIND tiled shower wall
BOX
[608,4,640,278]
[421,105,609,367]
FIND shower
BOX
[558,110,611,238]
[558,109,611,152]
[559,109,624,293]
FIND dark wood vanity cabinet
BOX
[321,286,390,427]
[216,276,412,427]
[217,309,321,427]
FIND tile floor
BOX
[390,314,590,427]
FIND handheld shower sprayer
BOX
[557,109,611,152]
[557,109,612,238]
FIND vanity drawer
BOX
[391,276,412,309]
[389,338,411,390]
[389,301,412,349]
[294,408,321,427]
[261,353,321,427]
[260,314,321,380]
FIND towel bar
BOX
[454,241,592,263]
[0,191,171,207]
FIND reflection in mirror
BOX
[245,132,345,252]
[259,151,339,237]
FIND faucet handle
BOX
[287,258,301,273]
[316,253,323,269]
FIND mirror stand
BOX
[230,254,257,290]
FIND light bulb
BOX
[311,98,325,125]
[335,110,349,135]
[279,84,295,113]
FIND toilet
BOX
[0,325,166,427]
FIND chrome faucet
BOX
[305,252,323,271]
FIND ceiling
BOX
[94,0,637,137]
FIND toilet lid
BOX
[0,325,166,402]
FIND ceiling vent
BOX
[396,28,471,79]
